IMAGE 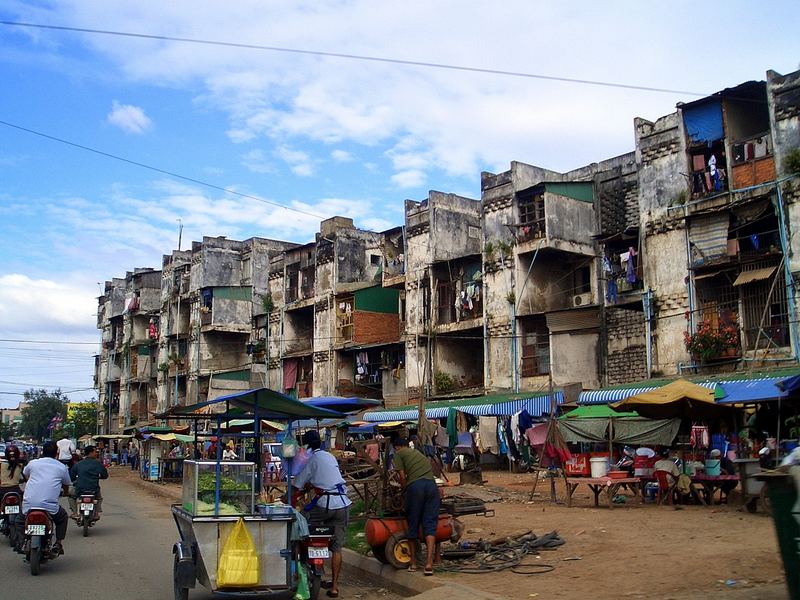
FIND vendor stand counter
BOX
[173,460,295,594]
[565,476,644,508]
[690,473,740,505]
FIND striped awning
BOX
[578,382,717,405]
[363,393,564,423]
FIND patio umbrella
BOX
[610,379,729,421]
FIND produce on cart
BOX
[155,387,342,600]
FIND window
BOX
[521,322,550,376]
[436,280,456,325]
[573,266,591,295]
[336,297,354,342]
[518,191,545,242]
[370,254,382,266]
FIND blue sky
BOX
[1,1,799,407]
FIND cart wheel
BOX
[385,533,420,570]
[173,556,189,600]
[760,488,772,516]
[371,544,389,564]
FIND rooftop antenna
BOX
[177,218,183,251]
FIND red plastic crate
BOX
[565,453,590,476]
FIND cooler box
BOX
[565,453,590,476]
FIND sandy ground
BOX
[432,471,788,600]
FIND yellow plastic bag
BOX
[217,518,260,588]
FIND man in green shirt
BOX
[392,437,439,575]
[68,446,109,519]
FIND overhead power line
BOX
[0,119,327,220]
[0,20,708,97]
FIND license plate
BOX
[308,547,330,559]
[80,503,94,511]
[26,524,46,536]
[3,505,19,514]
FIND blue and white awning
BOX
[578,382,716,405]
[362,393,564,423]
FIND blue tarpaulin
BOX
[683,100,724,143]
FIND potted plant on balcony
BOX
[683,321,740,363]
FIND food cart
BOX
[158,388,342,600]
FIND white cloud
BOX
[331,149,354,163]
[0,273,97,336]
[391,169,426,189]
[275,145,314,177]
[240,149,274,174]
[107,100,152,134]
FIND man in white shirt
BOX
[18,441,71,555]
[294,430,351,598]
[56,436,76,467]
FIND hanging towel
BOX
[283,358,298,391]
[478,416,499,454]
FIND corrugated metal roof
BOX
[732,267,777,286]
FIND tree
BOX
[0,420,15,441]
[18,389,69,441]
[68,402,99,438]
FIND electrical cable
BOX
[0,119,326,220]
[0,21,708,97]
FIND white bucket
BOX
[590,457,609,478]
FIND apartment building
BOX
[263,217,404,403]
[96,268,161,433]
[634,69,800,376]
[96,67,800,432]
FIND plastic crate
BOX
[565,453,590,476]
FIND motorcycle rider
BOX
[16,441,71,555]
[294,430,351,599]
[68,445,108,519]
[56,435,76,468]
[1,444,24,496]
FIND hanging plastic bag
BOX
[217,518,259,588]
[294,563,310,600]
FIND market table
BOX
[565,476,643,508]
[691,473,740,504]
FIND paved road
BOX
[0,472,402,600]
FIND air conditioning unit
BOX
[572,292,593,307]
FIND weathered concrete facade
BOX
[96,67,800,432]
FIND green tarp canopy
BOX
[557,404,680,445]
[559,405,639,419]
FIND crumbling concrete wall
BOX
[605,307,648,385]
[550,331,600,389]
[635,113,691,376]
[544,193,596,255]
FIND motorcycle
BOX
[1,491,22,549]
[23,509,60,575]
[300,525,334,600]
[75,491,99,537]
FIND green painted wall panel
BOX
[354,286,399,313]
[544,182,594,203]
[215,286,252,301]
[137,346,151,356]
[215,369,251,381]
